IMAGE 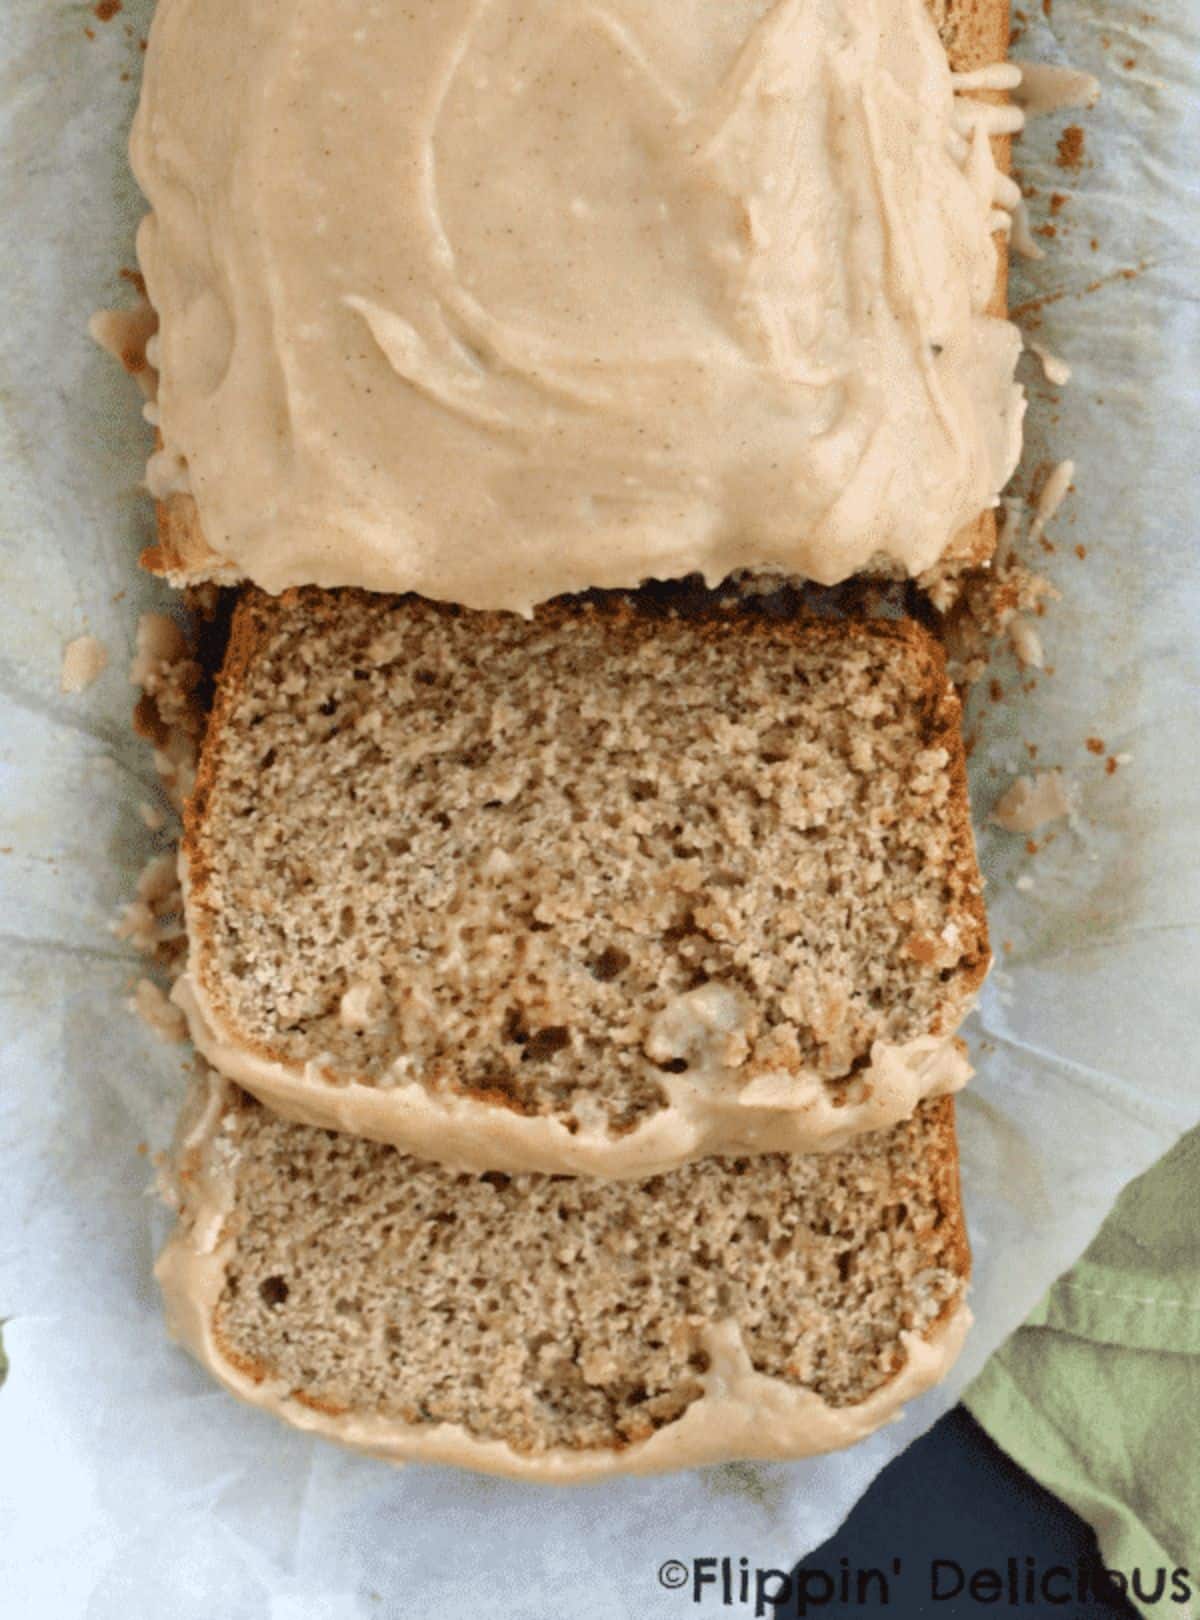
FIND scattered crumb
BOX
[991,771,1073,834]
[1056,126,1085,171]
[128,978,187,1045]
[1008,619,1044,670]
[1026,743,1039,759]
[943,510,1060,690]
[1085,736,1106,755]
[1123,56,1136,69]
[60,634,108,694]
[1010,265,1146,323]
[1050,193,1068,215]
[1025,839,1039,855]
[113,850,185,968]
[1075,544,1088,559]
[129,613,204,812]
[93,0,122,18]
[115,616,210,1048]
[1105,757,1118,775]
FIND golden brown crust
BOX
[925,1094,974,1288]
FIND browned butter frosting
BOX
[131,0,1025,611]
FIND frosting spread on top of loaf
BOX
[131,0,1024,610]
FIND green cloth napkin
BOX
[966,1129,1200,1619]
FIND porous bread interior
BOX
[209,1095,967,1455]
[186,591,988,1137]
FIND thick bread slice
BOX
[140,0,1013,592]
[176,587,989,1175]
[158,1075,971,1480]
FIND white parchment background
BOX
[1,1,1198,1615]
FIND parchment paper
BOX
[1,1,1197,1615]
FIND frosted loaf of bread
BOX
[131,0,1022,606]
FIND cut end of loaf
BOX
[169,1087,968,1466]
[183,589,988,1162]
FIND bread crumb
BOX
[1085,736,1105,755]
[942,503,1060,689]
[130,613,188,686]
[1056,126,1085,171]
[113,850,185,968]
[1008,619,1044,670]
[129,613,204,811]
[60,635,108,694]
[991,771,1072,833]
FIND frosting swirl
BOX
[132,0,1023,609]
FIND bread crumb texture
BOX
[187,590,987,1138]
[60,634,108,694]
[209,1094,966,1454]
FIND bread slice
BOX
[158,1074,971,1480]
[139,0,1014,596]
[175,587,989,1175]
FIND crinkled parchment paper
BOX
[1,1,1197,1614]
